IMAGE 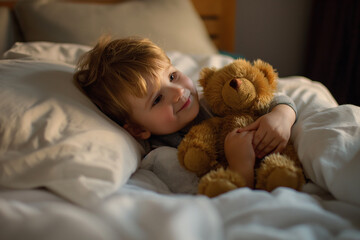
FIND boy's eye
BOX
[170,72,176,82]
[153,95,162,106]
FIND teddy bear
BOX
[177,59,305,197]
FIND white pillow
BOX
[14,0,217,55]
[3,41,91,65]
[0,59,143,207]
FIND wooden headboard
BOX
[191,0,236,52]
[0,0,236,52]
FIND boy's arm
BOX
[238,93,296,158]
[268,92,297,118]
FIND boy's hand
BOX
[224,129,256,188]
[238,104,296,158]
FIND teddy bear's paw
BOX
[198,168,246,198]
[264,168,302,192]
[183,147,213,176]
[256,154,305,192]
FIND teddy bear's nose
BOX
[230,78,241,89]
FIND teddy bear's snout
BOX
[229,78,242,90]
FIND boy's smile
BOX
[124,64,200,139]
[175,88,191,113]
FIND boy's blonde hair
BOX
[73,36,170,125]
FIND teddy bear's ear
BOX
[199,67,216,88]
[253,59,278,86]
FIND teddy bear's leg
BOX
[178,118,223,176]
[256,153,305,192]
[182,147,216,175]
[198,168,247,197]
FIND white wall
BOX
[234,0,313,77]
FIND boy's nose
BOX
[170,86,184,102]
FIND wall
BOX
[234,0,313,77]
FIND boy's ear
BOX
[123,123,151,140]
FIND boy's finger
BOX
[253,130,267,150]
[236,130,254,141]
[256,135,275,153]
[256,139,277,158]
[237,119,260,133]
[257,140,286,158]
[273,142,286,154]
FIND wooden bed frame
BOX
[0,0,236,52]
[191,0,236,52]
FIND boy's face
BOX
[124,65,199,139]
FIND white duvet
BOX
[0,42,360,240]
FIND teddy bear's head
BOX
[199,59,278,116]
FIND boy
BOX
[74,36,296,187]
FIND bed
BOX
[0,0,360,239]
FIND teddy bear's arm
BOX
[178,117,223,176]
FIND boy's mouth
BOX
[176,90,191,113]
[178,97,191,112]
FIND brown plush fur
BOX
[177,59,305,197]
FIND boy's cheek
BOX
[155,110,175,126]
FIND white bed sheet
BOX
[1,45,360,240]
[1,181,360,240]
